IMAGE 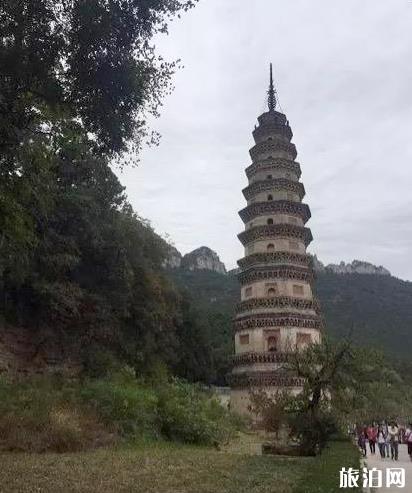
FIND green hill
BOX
[168,269,412,366]
[316,272,412,357]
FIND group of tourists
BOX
[355,422,412,461]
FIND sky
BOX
[117,0,412,280]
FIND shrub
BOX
[80,371,159,440]
[0,372,241,452]
[157,379,237,446]
[287,407,339,456]
[0,377,111,452]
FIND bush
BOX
[287,408,339,456]
[80,371,159,440]
[0,372,240,452]
[0,377,111,452]
[157,379,237,446]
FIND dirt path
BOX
[366,443,412,491]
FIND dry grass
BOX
[0,442,307,493]
[0,406,115,453]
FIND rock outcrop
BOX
[163,246,182,269]
[311,257,390,276]
[164,244,390,278]
[311,255,326,273]
[181,246,226,274]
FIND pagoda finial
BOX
[268,63,276,112]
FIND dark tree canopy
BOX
[0,0,196,158]
[0,0,225,384]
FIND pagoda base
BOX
[229,370,304,418]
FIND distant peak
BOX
[163,245,226,274]
[312,256,391,276]
[182,247,226,274]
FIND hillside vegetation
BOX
[169,269,412,369]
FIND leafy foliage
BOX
[157,379,238,445]
[0,372,238,452]
[252,338,412,455]
[0,0,221,385]
[0,0,197,158]
[168,270,237,384]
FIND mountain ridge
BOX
[165,244,393,278]
[167,268,412,366]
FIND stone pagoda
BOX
[229,65,322,416]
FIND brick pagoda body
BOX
[229,65,322,415]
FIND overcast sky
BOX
[117,0,412,280]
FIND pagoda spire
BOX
[267,63,276,112]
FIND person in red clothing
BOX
[366,423,378,454]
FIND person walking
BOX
[358,431,367,457]
[383,421,391,458]
[366,424,377,454]
[388,422,400,460]
[405,423,412,461]
[377,425,387,459]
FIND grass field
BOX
[0,440,359,493]
[293,441,361,493]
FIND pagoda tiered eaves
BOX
[229,371,306,389]
[242,178,305,201]
[237,265,314,285]
[233,312,323,332]
[235,296,321,314]
[245,158,301,180]
[238,223,313,247]
[237,251,311,270]
[249,139,297,161]
[232,351,290,366]
[238,200,311,223]
[252,122,293,142]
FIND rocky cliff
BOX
[312,256,391,276]
[165,245,390,278]
[163,246,182,269]
[181,246,226,274]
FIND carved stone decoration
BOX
[237,251,311,270]
[239,200,311,223]
[252,122,293,142]
[233,312,323,332]
[238,223,313,246]
[245,158,301,180]
[237,265,314,285]
[249,139,297,161]
[235,296,321,313]
[242,178,305,201]
[231,351,290,366]
[228,371,306,389]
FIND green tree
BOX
[253,337,412,455]
[0,0,221,384]
[0,0,196,158]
